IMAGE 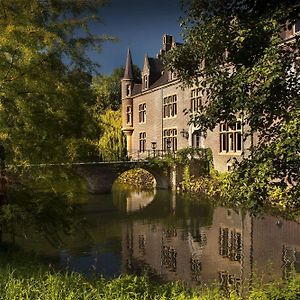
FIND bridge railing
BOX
[129,150,177,161]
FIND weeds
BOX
[0,244,300,299]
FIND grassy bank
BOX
[0,245,300,299]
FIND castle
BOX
[121,34,250,172]
[121,24,299,172]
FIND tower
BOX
[121,48,134,158]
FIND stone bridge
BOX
[75,161,180,194]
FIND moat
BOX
[2,171,300,290]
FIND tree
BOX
[92,65,141,112]
[166,0,300,209]
[91,66,140,162]
[0,0,110,164]
[98,108,126,161]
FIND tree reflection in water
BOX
[0,169,299,293]
[0,166,87,248]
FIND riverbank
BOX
[1,244,300,300]
[178,173,300,219]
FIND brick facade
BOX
[121,24,298,172]
[121,35,249,172]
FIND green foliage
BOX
[92,67,123,112]
[92,65,141,112]
[176,147,213,176]
[98,109,126,161]
[91,65,140,162]
[116,168,155,189]
[147,154,175,169]
[180,164,191,191]
[0,166,88,245]
[166,0,300,205]
[176,147,207,164]
[0,245,300,300]
[148,148,212,170]
[179,175,222,197]
[0,0,109,164]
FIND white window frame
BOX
[139,132,146,152]
[192,130,203,148]
[143,75,149,89]
[219,121,243,154]
[190,88,203,112]
[163,128,177,151]
[163,95,177,119]
[138,103,146,123]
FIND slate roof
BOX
[150,71,169,89]
[123,48,133,80]
[132,84,142,96]
[125,35,181,96]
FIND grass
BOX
[0,244,300,299]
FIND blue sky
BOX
[89,0,183,74]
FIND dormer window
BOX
[170,71,177,81]
[143,75,149,89]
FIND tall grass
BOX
[0,245,299,299]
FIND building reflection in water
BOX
[125,190,156,213]
[121,192,300,293]
[5,182,298,291]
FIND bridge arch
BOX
[76,162,172,194]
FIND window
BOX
[219,227,242,262]
[191,88,203,112]
[170,71,177,81]
[126,106,132,125]
[163,95,177,118]
[219,121,242,153]
[139,132,146,152]
[138,103,146,123]
[143,75,149,89]
[126,84,131,96]
[192,130,202,148]
[191,257,202,282]
[218,271,241,292]
[163,128,177,151]
[161,245,177,272]
[138,235,146,255]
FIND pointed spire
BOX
[143,53,150,71]
[123,48,133,80]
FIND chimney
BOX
[162,34,174,52]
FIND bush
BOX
[116,168,155,189]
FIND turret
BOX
[121,48,134,99]
[121,48,134,158]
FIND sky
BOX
[89,0,184,75]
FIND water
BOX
[2,172,300,290]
